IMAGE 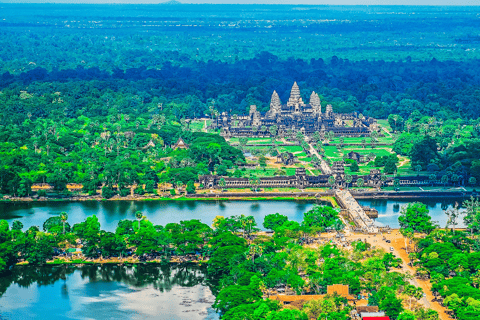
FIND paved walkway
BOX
[307,142,332,175]
[335,189,378,233]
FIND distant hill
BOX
[160,0,182,5]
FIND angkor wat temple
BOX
[213,82,378,138]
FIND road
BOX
[344,230,449,319]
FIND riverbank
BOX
[14,257,208,266]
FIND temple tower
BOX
[325,104,333,117]
[249,105,261,127]
[310,91,321,115]
[287,82,305,111]
[269,90,282,115]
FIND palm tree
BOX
[135,211,144,231]
[60,212,68,235]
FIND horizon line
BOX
[1,1,480,6]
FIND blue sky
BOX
[1,0,479,5]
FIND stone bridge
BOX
[335,189,378,233]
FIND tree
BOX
[328,175,336,189]
[60,212,68,235]
[135,211,144,231]
[378,287,404,320]
[345,174,353,189]
[398,202,435,234]
[415,164,422,175]
[411,136,439,170]
[302,205,343,233]
[356,178,364,188]
[12,220,23,231]
[380,174,387,188]
[249,177,260,192]
[394,178,400,190]
[469,177,477,186]
[384,158,398,174]
[441,174,449,187]
[445,202,460,232]
[186,180,196,194]
[350,161,359,172]
[463,196,480,235]
[263,213,288,231]
[43,216,70,234]
[219,178,226,190]
[269,125,278,141]
[239,137,248,150]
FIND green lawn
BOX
[377,119,392,132]
[298,157,312,162]
[278,146,303,153]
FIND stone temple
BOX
[214,82,377,138]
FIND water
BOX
[358,198,467,228]
[0,198,467,231]
[0,200,316,232]
[0,264,218,320]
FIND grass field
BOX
[278,145,303,153]
[189,119,211,131]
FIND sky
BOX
[1,0,479,5]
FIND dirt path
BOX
[344,230,450,319]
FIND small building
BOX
[357,306,379,313]
[362,316,389,320]
[277,152,295,165]
[327,284,355,301]
[173,137,189,150]
[347,151,366,163]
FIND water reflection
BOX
[358,197,467,228]
[0,264,217,320]
[0,200,317,231]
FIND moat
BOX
[0,198,466,231]
[0,264,218,320]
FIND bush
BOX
[350,161,359,172]
[37,189,47,197]
[134,186,145,195]
[186,180,196,194]
[102,186,115,199]
[118,187,130,197]
[170,188,176,195]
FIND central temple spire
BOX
[287,81,305,110]
[290,82,301,100]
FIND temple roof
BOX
[270,90,282,109]
[290,82,301,100]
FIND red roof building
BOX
[363,317,390,320]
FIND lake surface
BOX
[0,200,317,232]
[0,198,467,231]
[358,198,467,228]
[0,264,218,320]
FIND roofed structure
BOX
[173,137,189,150]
